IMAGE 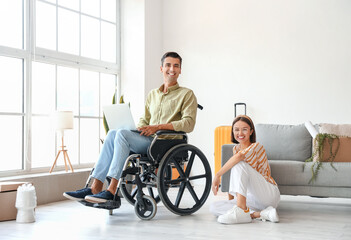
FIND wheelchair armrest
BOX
[155,130,186,136]
[148,131,188,162]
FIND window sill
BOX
[0,168,92,182]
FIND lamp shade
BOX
[54,111,73,130]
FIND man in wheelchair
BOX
[63,52,198,204]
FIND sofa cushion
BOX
[269,160,351,187]
[255,124,312,161]
[319,123,351,137]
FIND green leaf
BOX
[305,133,339,183]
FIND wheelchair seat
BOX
[147,130,188,162]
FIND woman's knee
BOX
[230,161,250,186]
[231,161,247,174]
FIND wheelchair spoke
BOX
[143,201,153,212]
[186,182,200,204]
[164,178,185,185]
[137,203,152,216]
[189,174,207,181]
[184,151,195,177]
[175,182,186,207]
[171,158,186,178]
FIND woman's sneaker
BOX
[259,206,279,223]
[63,188,93,201]
[217,205,252,224]
[84,190,114,203]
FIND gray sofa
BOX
[221,123,351,198]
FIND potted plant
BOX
[305,133,340,183]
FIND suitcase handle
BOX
[234,103,246,117]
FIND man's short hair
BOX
[161,52,182,67]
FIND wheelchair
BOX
[79,128,212,220]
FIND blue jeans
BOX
[91,129,153,183]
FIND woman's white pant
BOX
[210,161,280,216]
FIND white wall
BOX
[121,0,163,120]
[160,0,351,171]
[120,0,145,118]
[145,0,163,96]
[122,0,351,172]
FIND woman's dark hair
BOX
[231,115,256,144]
[161,52,182,67]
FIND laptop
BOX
[102,104,137,130]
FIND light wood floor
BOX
[1,192,351,240]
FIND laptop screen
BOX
[102,104,136,130]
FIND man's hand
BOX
[138,125,159,136]
[138,123,174,136]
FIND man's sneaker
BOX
[84,190,114,203]
[217,205,252,224]
[259,206,279,223]
[63,188,93,201]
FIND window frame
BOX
[0,0,121,177]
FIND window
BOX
[0,0,120,176]
[0,0,23,49]
[0,55,24,174]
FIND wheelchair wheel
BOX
[134,195,157,220]
[120,159,172,205]
[157,144,212,216]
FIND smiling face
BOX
[160,57,181,85]
[233,120,253,146]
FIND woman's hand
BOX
[211,175,221,196]
[236,151,245,161]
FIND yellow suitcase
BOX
[214,126,232,174]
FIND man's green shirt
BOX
[138,83,197,133]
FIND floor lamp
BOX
[50,111,74,173]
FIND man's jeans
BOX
[91,129,153,183]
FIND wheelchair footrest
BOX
[79,197,121,210]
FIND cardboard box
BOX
[321,137,351,162]
[0,182,29,221]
